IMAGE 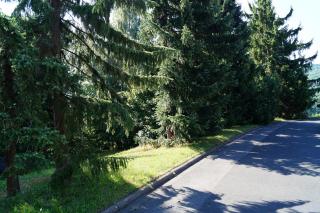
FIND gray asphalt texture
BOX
[121,120,320,213]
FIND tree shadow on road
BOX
[213,120,320,176]
[124,185,308,212]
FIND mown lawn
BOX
[0,125,256,213]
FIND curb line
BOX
[101,123,282,213]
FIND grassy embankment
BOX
[0,125,256,213]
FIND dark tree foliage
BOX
[138,0,251,142]
[211,0,253,126]
[0,14,64,196]
[1,0,166,194]
[248,0,282,123]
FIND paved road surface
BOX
[121,120,320,213]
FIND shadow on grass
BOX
[0,169,53,199]
[0,166,138,213]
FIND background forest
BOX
[0,0,316,212]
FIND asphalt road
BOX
[121,120,320,213]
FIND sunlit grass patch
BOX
[274,117,286,122]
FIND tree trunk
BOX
[50,0,61,57]
[50,0,63,134]
[166,126,174,140]
[3,54,20,197]
[51,93,73,187]
[53,93,65,134]
[49,0,73,187]
[5,144,19,197]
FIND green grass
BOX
[0,124,256,213]
[274,117,286,122]
[310,113,320,118]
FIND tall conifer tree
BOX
[248,0,281,123]
[5,0,166,189]
[138,0,251,140]
[249,0,316,121]
[276,10,317,118]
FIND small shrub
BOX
[13,203,47,213]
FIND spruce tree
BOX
[139,0,209,141]
[138,0,250,141]
[8,0,166,188]
[0,14,64,196]
[0,14,22,196]
[249,0,316,121]
[275,10,317,118]
[248,0,281,123]
[208,0,252,126]
[139,0,204,141]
